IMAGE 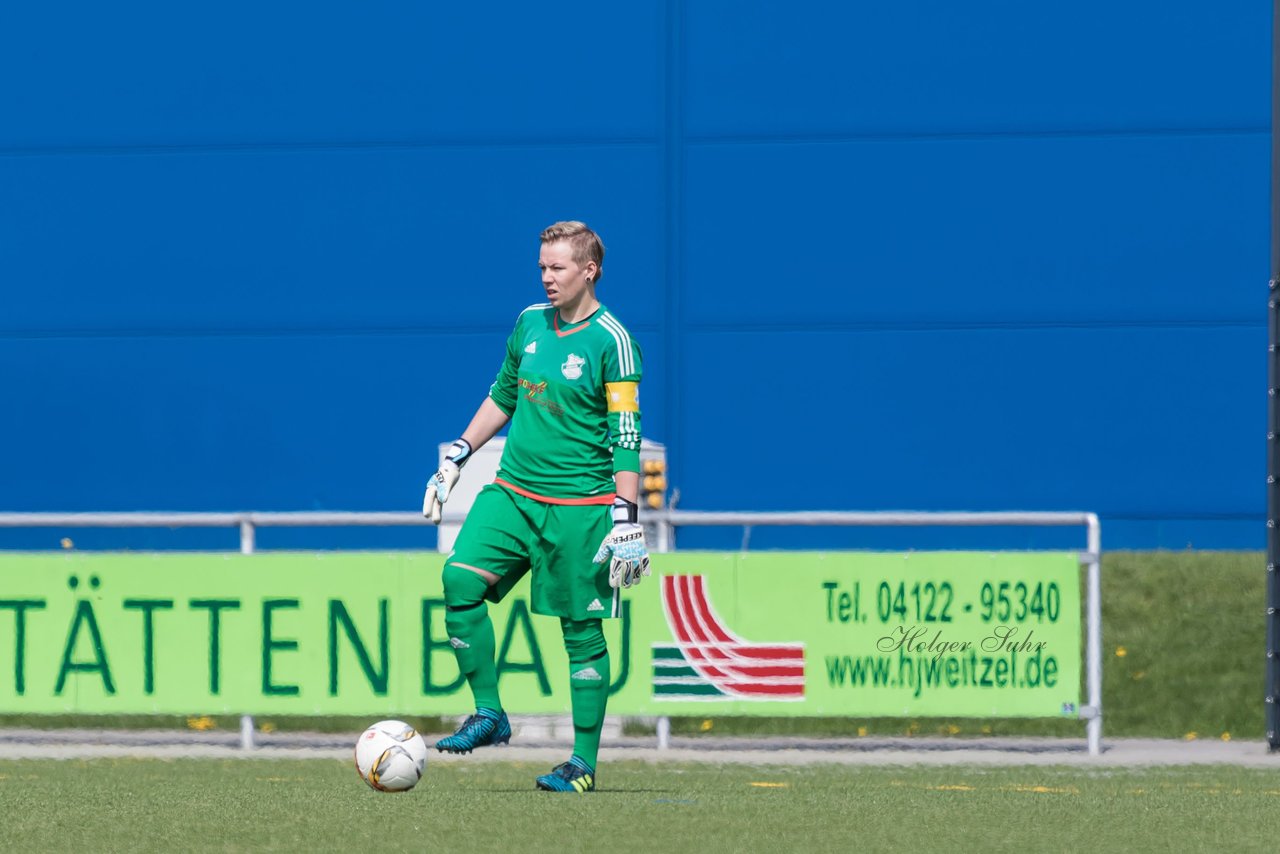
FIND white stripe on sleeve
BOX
[599,313,633,378]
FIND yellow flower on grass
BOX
[186,716,216,731]
[857,726,868,737]
[1115,646,1127,658]
[699,719,713,732]
[1221,732,1231,742]
[1184,731,1198,741]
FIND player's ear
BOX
[583,260,599,284]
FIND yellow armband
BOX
[605,382,639,413]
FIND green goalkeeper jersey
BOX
[487,303,643,503]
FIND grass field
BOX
[3,758,1279,853]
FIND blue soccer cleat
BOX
[535,756,596,792]
[434,709,511,754]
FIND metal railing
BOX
[0,508,1103,755]
[0,511,443,555]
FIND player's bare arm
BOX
[614,469,639,505]
[459,398,512,453]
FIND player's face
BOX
[539,240,596,311]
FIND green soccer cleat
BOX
[535,756,596,793]
[434,709,511,754]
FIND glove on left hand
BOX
[594,498,651,588]
[422,439,472,525]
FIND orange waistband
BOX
[494,478,616,506]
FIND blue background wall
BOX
[0,2,1269,550]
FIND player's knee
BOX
[443,562,491,609]
[561,618,607,663]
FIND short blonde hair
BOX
[540,221,605,284]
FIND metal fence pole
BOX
[239,519,255,555]
[239,714,255,750]
[656,716,671,750]
[1085,514,1103,756]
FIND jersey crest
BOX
[561,353,585,380]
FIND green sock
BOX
[443,564,501,713]
[562,618,609,770]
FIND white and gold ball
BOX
[354,720,428,792]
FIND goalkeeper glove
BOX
[422,439,472,525]
[594,497,651,589]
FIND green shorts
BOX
[447,483,618,621]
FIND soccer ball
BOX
[354,720,428,792]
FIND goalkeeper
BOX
[422,220,648,794]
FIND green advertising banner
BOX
[0,551,1080,718]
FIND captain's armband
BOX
[605,382,639,413]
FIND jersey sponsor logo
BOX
[587,597,604,612]
[561,353,585,380]
[449,637,471,650]
[570,666,603,681]
[518,377,548,399]
[517,376,565,416]
[651,575,806,701]
[524,340,537,354]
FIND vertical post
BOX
[1270,278,1280,750]
[239,519,255,555]
[662,0,684,492]
[240,714,255,750]
[663,491,679,553]
[656,715,671,750]
[653,518,671,553]
[1085,514,1103,756]
[1268,0,1280,753]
